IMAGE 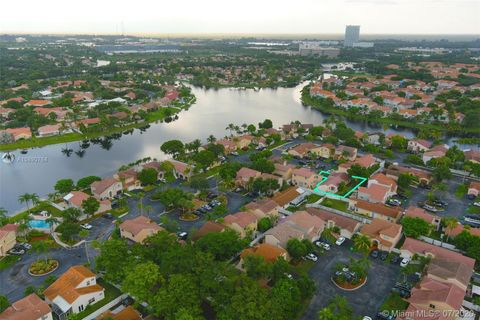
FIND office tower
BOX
[345,25,360,47]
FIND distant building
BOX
[344,25,360,47]
[299,43,340,58]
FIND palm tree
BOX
[135,192,145,215]
[353,234,372,254]
[226,123,235,136]
[442,216,458,241]
[0,207,8,226]
[144,205,153,217]
[30,193,40,208]
[45,216,59,233]
[207,135,216,144]
[32,241,50,263]
[18,193,32,213]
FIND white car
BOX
[305,253,318,262]
[80,223,92,230]
[473,202,480,207]
[400,257,410,267]
[316,241,331,251]
[335,236,346,245]
[363,317,373,320]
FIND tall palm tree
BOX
[353,234,372,254]
[45,216,59,233]
[18,193,32,213]
[32,241,50,263]
[30,193,40,208]
[135,192,145,215]
[226,123,235,136]
[0,207,8,226]
[207,135,216,144]
[442,216,458,241]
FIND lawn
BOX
[380,292,409,313]
[0,255,21,271]
[109,206,129,217]
[306,194,322,204]
[75,278,122,319]
[468,205,480,215]
[321,198,348,212]
[9,201,63,223]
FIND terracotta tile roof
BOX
[355,200,402,219]
[369,173,397,189]
[64,191,90,208]
[408,277,465,312]
[444,223,480,238]
[405,206,436,224]
[44,265,103,304]
[193,221,225,240]
[427,258,473,288]
[264,222,306,246]
[240,243,287,263]
[361,218,402,241]
[98,306,142,320]
[236,167,261,180]
[292,167,316,179]
[25,99,51,106]
[245,199,278,214]
[358,184,390,203]
[289,143,318,156]
[224,211,257,228]
[306,207,359,233]
[0,293,51,320]
[271,187,301,207]
[120,216,163,235]
[38,124,61,134]
[0,223,19,233]
[354,154,376,167]
[91,177,119,195]
[284,210,325,236]
[401,238,475,269]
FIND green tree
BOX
[257,217,273,232]
[318,295,353,320]
[352,234,371,254]
[0,294,10,313]
[243,255,270,279]
[192,150,216,170]
[95,238,131,283]
[138,168,158,185]
[160,140,184,157]
[76,176,101,189]
[258,119,273,129]
[189,177,210,191]
[195,230,245,261]
[401,217,431,238]
[251,158,275,173]
[81,197,100,217]
[286,238,307,260]
[54,179,75,194]
[122,261,163,303]
[397,173,414,189]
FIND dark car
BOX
[376,312,396,320]
[370,250,379,258]
[433,199,448,207]
[8,248,25,255]
[207,192,218,199]
[379,251,388,261]
[390,255,400,264]
[419,183,432,190]
[103,213,114,219]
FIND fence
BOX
[81,293,128,320]
[418,236,458,251]
[306,203,371,224]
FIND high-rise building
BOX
[344,25,360,47]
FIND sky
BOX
[1,0,479,35]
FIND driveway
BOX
[0,243,97,302]
[301,240,401,319]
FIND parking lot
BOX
[301,240,401,319]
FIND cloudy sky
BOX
[2,0,479,35]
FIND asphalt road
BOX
[301,240,401,319]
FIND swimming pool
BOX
[28,220,51,229]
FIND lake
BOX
[0,83,439,215]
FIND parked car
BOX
[376,312,395,320]
[380,251,388,261]
[204,205,212,211]
[433,199,448,207]
[370,250,379,258]
[472,202,480,207]
[80,223,92,230]
[315,241,330,251]
[390,255,400,264]
[207,192,218,199]
[177,232,188,240]
[103,213,114,220]
[305,253,318,262]
[231,152,239,156]
[17,242,32,250]
[422,204,438,213]
[400,257,410,267]
[387,199,402,206]
[8,248,25,255]
[335,236,346,245]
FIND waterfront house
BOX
[0,293,52,320]
[91,177,123,200]
[119,216,164,244]
[38,124,61,137]
[407,139,432,153]
[0,224,18,257]
[44,265,105,320]
[4,127,32,141]
[113,168,142,191]
[169,160,193,180]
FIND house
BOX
[139,161,166,180]
[404,206,441,230]
[235,135,256,149]
[5,128,32,141]
[385,165,432,185]
[315,172,349,194]
[426,258,473,292]
[235,167,261,187]
[400,238,476,270]
[291,168,322,189]
[223,211,258,238]
[97,306,142,320]
[360,218,402,252]
[0,293,53,320]
[273,162,295,182]
[356,184,392,204]
[0,224,18,257]
[63,191,89,210]
[192,221,225,240]
[350,200,402,222]
[422,144,449,163]
[288,143,318,158]
[407,139,432,153]
[334,145,357,161]
[44,265,104,320]
[0,107,15,119]
[38,124,61,137]
[406,277,466,319]
[34,107,66,120]
[467,181,480,198]
[76,118,100,127]
[244,199,279,219]
[445,223,480,238]
[168,160,193,180]
[271,187,305,208]
[316,144,335,159]
[113,168,141,191]
[368,173,397,194]
[260,173,283,188]
[464,150,480,164]
[25,100,52,107]
[216,139,237,154]
[264,211,325,248]
[239,243,289,268]
[119,216,164,243]
[91,177,123,200]
[306,207,360,239]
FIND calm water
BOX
[0,83,443,216]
